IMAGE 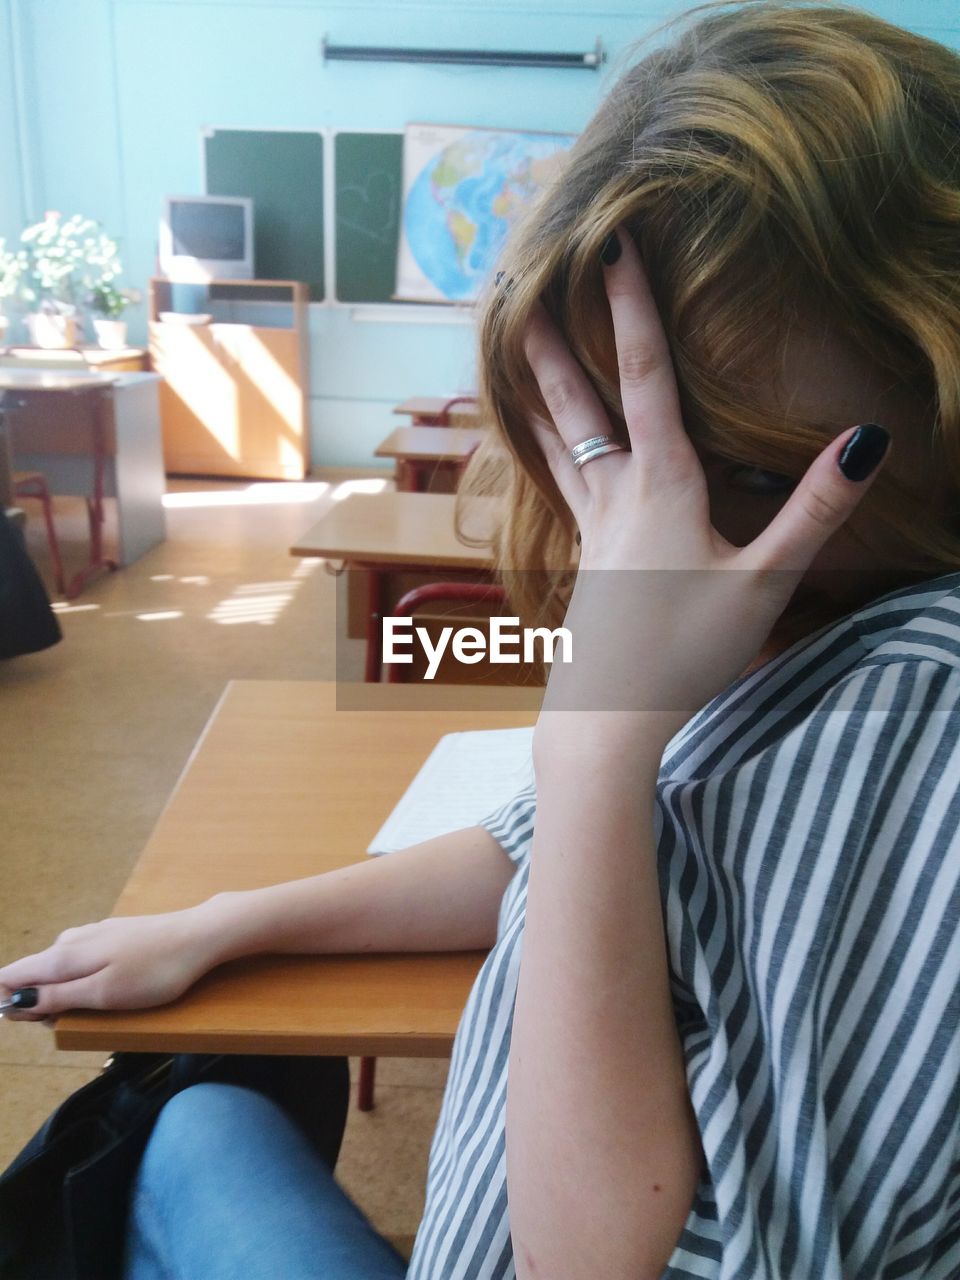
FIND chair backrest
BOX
[434,395,479,427]
[384,582,544,687]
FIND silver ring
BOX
[570,434,619,461]
[571,440,626,469]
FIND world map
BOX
[396,125,576,304]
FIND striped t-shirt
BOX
[405,570,960,1280]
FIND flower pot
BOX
[28,311,77,349]
[93,318,128,350]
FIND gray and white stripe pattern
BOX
[405,571,960,1279]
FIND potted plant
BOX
[86,282,140,349]
[0,240,24,346]
[15,212,125,348]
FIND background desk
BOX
[292,491,498,679]
[55,679,541,1056]
[0,345,149,373]
[375,426,485,493]
[393,396,482,427]
[2,369,166,581]
[291,491,496,569]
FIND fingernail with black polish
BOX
[2,988,39,1010]
[838,423,890,481]
[600,231,622,266]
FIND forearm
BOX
[507,732,702,1280]
[196,825,516,966]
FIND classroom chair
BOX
[432,394,479,426]
[384,582,508,684]
[12,470,66,596]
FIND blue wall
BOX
[0,2,25,246]
[4,0,959,469]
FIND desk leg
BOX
[64,392,118,598]
[111,375,166,565]
[358,1056,377,1111]
[360,564,386,1109]
[364,568,385,683]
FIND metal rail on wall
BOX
[319,36,605,71]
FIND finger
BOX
[601,228,700,474]
[2,974,107,1021]
[0,941,94,990]
[529,414,586,518]
[523,302,629,479]
[742,423,891,575]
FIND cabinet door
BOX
[149,322,306,479]
[150,323,239,476]
[212,325,306,479]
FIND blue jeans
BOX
[123,1082,410,1279]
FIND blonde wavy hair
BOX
[460,0,960,634]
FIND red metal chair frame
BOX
[429,395,479,426]
[385,582,507,684]
[5,385,118,598]
[12,471,66,596]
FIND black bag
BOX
[0,1050,351,1280]
[0,509,61,659]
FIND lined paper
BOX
[367,726,535,855]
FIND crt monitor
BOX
[159,196,254,282]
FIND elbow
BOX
[513,1169,700,1280]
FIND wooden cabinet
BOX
[148,278,310,479]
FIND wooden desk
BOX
[291,491,497,569]
[393,396,481,427]
[0,345,149,373]
[375,426,485,493]
[55,680,541,1056]
[2,369,166,594]
[292,492,498,679]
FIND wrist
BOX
[188,890,262,969]
[532,710,677,777]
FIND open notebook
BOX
[366,726,535,855]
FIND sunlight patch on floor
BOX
[206,575,304,627]
[162,481,330,509]
[329,478,388,502]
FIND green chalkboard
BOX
[204,129,325,301]
[334,132,403,303]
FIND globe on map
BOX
[402,130,574,302]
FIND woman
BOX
[4,2,960,1276]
